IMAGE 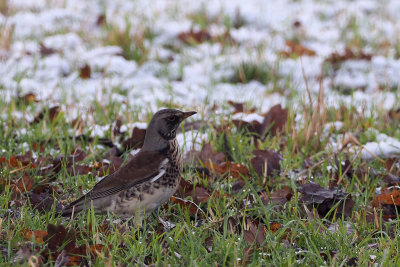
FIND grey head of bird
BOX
[142,109,196,151]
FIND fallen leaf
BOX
[89,244,111,257]
[29,192,62,213]
[280,40,316,58]
[205,161,249,179]
[232,119,262,136]
[54,250,69,267]
[269,222,282,233]
[122,127,146,150]
[96,14,106,26]
[13,176,34,193]
[228,101,256,114]
[33,106,60,124]
[243,217,265,246]
[250,149,282,178]
[178,28,211,44]
[232,104,288,138]
[204,236,213,252]
[176,179,211,204]
[298,182,354,218]
[13,244,38,265]
[372,188,400,206]
[79,64,91,79]
[39,43,56,56]
[259,186,293,206]
[199,143,226,165]
[261,104,288,137]
[6,154,32,168]
[17,92,39,104]
[21,229,48,244]
[43,224,86,266]
[325,47,372,68]
[382,174,400,186]
[388,109,400,121]
[169,196,199,215]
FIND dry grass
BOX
[0,0,8,16]
[0,24,14,51]
[289,68,329,155]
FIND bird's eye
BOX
[167,115,177,122]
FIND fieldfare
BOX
[61,109,196,220]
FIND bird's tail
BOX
[61,196,86,217]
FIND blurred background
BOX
[2,1,400,265]
[2,0,400,159]
[1,0,399,116]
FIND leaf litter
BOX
[2,97,400,265]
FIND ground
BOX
[0,0,400,266]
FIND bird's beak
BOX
[182,111,197,119]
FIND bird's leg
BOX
[125,209,144,230]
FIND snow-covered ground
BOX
[0,0,399,157]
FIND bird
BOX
[61,109,196,222]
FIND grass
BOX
[1,2,400,266]
[102,16,154,65]
[1,95,400,266]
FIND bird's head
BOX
[142,109,196,151]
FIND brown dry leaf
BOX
[178,28,211,44]
[39,43,56,56]
[54,250,70,267]
[68,164,92,176]
[93,158,123,177]
[177,178,194,197]
[326,47,372,66]
[122,127,146,150]
[199,143,226,165]
[8,154,32,168]
[96,14,106,26]
[32,142,45,152]
[43,224,86,266]
[79,64,91,79]
[193,186,211,203]
[169,196,199,215]
[384,158,396,173]
[232,119,262,136]
[261,104,289,136]
[227,101,256,114]
[298,182,354,218]
[13,244,39,265]
[269,222,282,233]
[14,176,34,193]
[243,217,265,246]
[70,149,87,162]
[250,149,282,178]
[382,174,400,186]
[204,161,249,179]
[21,229,48,244]
[204,236,213,252]
[242,247,254,265]
[33,106,60,124]
[232,104,288,138]
[18,92,39,104]
[280,40,316,58]
[260,186,293,206]
[52,149,88,175]
[372,188,400,206]
[29,192,62,213]
[176,179,210,204]
[388,109,400,121]
[89,244,111,257]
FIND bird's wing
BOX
[67,150,168,205]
